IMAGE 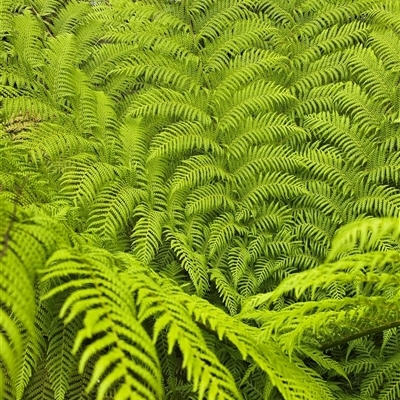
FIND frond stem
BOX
[320,320,400,351]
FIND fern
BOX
[2,0,400,399]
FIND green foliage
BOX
[1,0,400,399]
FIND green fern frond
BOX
[327,217,400,260]
[22,356,55,400]
[41,248,163,400]
[208,212,247,258]
[348,47,397,109]
[131,203,167,264]
[166,227,209,296]
[49,0,91,36]
[44,34,80,105]
[87,180,141,241]
[209,268,241,315]
[185,182,235,215]
[47,304,80,400]
[225,113,307,157]
[216,80,296,133]
[129,88,212,125]
[170,154,229,192]
[121,260,242,400]
[148,120,221,161]
[238,172,305,208]
[361,353,400,399]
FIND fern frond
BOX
[128,88,212,125]
[41,248,163,400]
[216,80,296,133]
[171,154,229,192]
[131,202,167,264]
[121,260,242,400]
[87,180,141,241]
[208,212,247,258]
[148,120,221,161]
[49,0,91,36]
[166,227,209,296]
[238,172,305,208]
[327,217,400,261]
[22,356,55,400]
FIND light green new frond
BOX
[367,0,400,34]
[12,11,44,72]
[298,346,348,379]
[289,82,344,117]
[299,146,354,195]
[294,20,369,65]
[257,251,400,304]
[342,354,380,375]
[361,353,400,399]
[72,73,109,135]
[238,270,259,298]
[228,243,252,287]
[366,30,400,71]
[348,47,397,109]
[366,152,400,186]
[245,202,292,233]
[44,34,79,105]
[30,0,65,17]
[14,331,38,400]
[117,116,147,168]
[1,246,32,345]
[303,112,374,168]
[211,48,287,106]
[209,268,241,315]
[297,1,373,38]
[203,20,276,72]
[64,356,94,400]
[193,1,253,42]
[60,157,116,207]
[3,96,61,127]
[122,263,242,400]
[298,181,347,224]
[0,0,14,53]
[327,217,400,261]
[0,198,67,400]
[352,184,400,218]
[182,295,334,400]
[290,60,349,100]
[21,123,96,163]
[41,248,163,400]
[335,82,384,134]
[249,0,295,28]
[129,2,190,33]
[231,145,302,186]
[111,56,201,93]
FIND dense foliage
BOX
[1,0,400,399]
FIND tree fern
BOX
[2,0,400,399]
